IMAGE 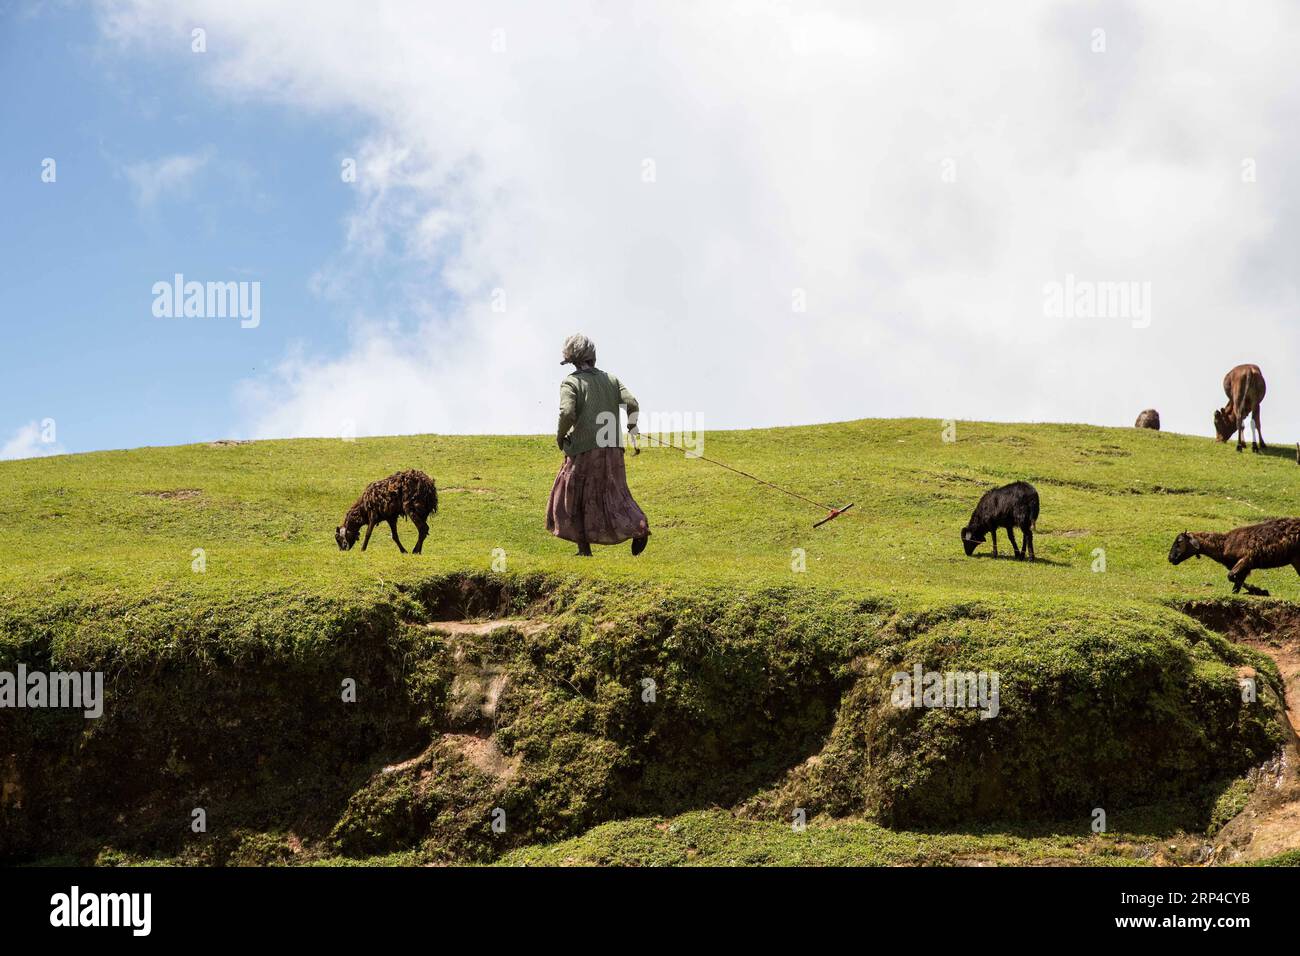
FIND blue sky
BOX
[1,5,370,454]
[4,2,1300,457]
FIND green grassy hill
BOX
[5,417,1300,609]
[2,418,1298,866]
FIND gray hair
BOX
[560,333,596,367]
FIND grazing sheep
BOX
[1134,409,1160,430]
[336,469,437,554]
[961,481,1039,561]
[1213,364,1266,452]
[1167,518,1300,596]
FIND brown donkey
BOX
[1213,364,1266,452]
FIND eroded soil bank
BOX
[1182,601,1300,864]
[0,575,1290,865]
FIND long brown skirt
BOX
[546,446,650,545]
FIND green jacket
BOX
[557,367,639,457]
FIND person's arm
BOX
[617,379,640,433]
[557,377,579,451]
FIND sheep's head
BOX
[961,525,984,557]
[335,525,359,551]
[1168,532,1199,565]
[1213,407,1237,442]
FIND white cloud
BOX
[1,421,65,461]
[122,149,212,208]
[98,1,1300,440]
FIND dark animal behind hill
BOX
[1134,409,1160,430]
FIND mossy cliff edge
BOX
[1,573,1285,864]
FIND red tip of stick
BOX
[812,502,855,528]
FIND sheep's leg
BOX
[361,522,376,551]
[388,518,407,553]
[412,516,429,555]
[1228,557,1255,594]
[991,528,998,557]
[1006,525,1021,559]
[1023,522,1035,561]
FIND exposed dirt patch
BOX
[427,621,545,730]
[1210,746,1300,863]
[442,487,493,495]
[426,619,547,638]
[1054,529,1092,538]
[1182,601,1300,729]
[447,660,508,726]
[381,735,517,786]
[138,489,202,501]
[1181,600,1300,863]
[442,733,520,784]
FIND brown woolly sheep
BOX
[1168,517,1300,596]
[336,469,438,554]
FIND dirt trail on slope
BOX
[1182,601,1300,863]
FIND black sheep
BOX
[961,481,1039,560]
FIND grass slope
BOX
[1,418,1296,865]
[4,417,1300,612]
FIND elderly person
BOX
[546,333,650,557]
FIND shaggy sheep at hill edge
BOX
[1168,517,1300,596]
[336,469,438,554]
[961,481,1039,561]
